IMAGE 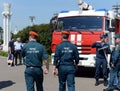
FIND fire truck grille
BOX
[77,45,92,54]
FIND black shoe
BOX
[103,88,113,91]
[115,87,120,91]
[11,63,14,66]
[95,80,99,86]
[104,80,108,86]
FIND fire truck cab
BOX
[50,1,120,68]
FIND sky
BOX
[0,0,120,32]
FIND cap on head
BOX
[61,31,70,35]
[29,31,38,38]
[115,34,120,39]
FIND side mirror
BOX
[111,19,116,28]
[49,15,57,33]
[108,27,115,32]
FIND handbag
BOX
[7,54,13,64]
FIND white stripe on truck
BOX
[70,34,75,44]
[77,34,82,45]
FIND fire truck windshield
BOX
[56,16,103,31]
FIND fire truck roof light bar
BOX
[95,8,108,12]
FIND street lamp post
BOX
[29,16,35,26]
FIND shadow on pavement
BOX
[0,80,15,89]
[75,66,109,78]
[75,66,95,78]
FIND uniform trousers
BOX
[95,58,108,80]
[108,64,120,90]
[108,68,118,89]
[24,67,43,91]
[58,65,76,91]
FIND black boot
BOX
[95,79,99,86]
[103,88,113,91]
[104,79,108,86]
[114,87,120,91]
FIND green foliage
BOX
[14,24,52,54]
[0,51,8,57]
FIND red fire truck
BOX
[50,0,120,68]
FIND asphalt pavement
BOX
[0,56,112,91]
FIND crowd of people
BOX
[7,30,120,91]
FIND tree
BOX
[14,24,51,54]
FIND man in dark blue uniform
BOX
[103,34,120,91]
[22,31,49,91]
[92,34,111,86]
[52,31,80,91]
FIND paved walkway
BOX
[0,56,112,91]
[0,57,58,91]
[0,57,26,91]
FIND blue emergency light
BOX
[60,10,70,13]
[95,9,108,12]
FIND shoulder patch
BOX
[115,45,119,50]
